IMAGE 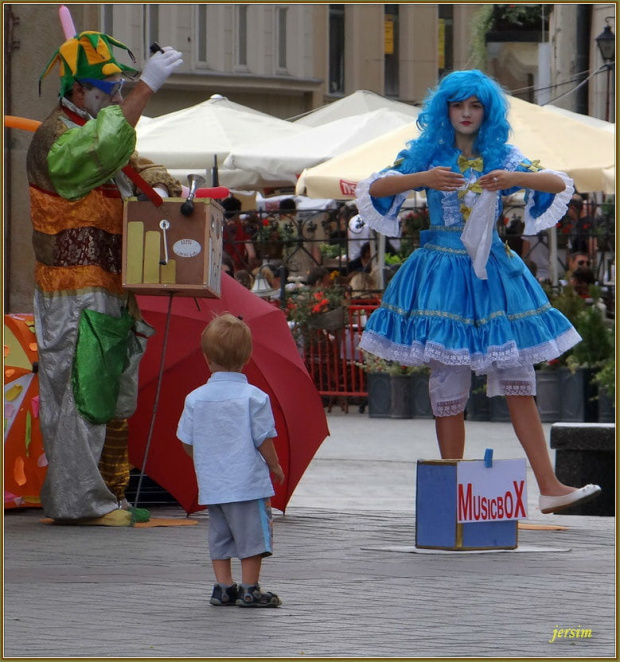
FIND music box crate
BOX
[415,460,519,551]
[122,198,223,297]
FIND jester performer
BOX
[27,30,183,525]
[356,70,601,514]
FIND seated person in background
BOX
[560,252,591,286]
[523,259,538,278]
[349,271,378,298]
[305,266,332,289]
[222,196,257,271]
[570,266,595,298]
[571,266,608,317]
[347,241,372,274]
[567,194,597,257]
[234,270,253,290]
[505,218,530,258]
[569,252,591,272]
[221,254,235,277]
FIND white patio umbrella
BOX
[224,107,418,186]
[297,97,615,199]
[290,89,420,126]
[136,94,308,189]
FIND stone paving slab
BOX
[3,412,616,659]
[3,506,615,659]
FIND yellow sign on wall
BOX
[438,18,445,69]
[384,17,394,55]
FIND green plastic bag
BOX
[72,308,135,424]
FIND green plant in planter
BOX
[355,350,391,374]
[319,243,343,260]
[539,285,587,369]
[570,304,614,369]
[593,357,615,399]
[388,363,416,376]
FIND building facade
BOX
[3,3,614,312]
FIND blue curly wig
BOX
[398,70,512,174]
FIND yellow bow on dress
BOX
[457,155,483,173]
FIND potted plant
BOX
[285,282,346,337]
[541,285,614,422]
[466,374,490,421]
[356,351,392,418]
[388,363,415,419]
[410,366,433,419]
[535,285,582,420]
[247,213,288,260]
[535,360,562,423]
[593,357,615,423]
[563,302,614,422]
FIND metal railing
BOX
[300,301,380,410]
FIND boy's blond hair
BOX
[201,313,253,371]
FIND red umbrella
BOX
[130,275,329,513]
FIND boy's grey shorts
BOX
[208,498,274,560]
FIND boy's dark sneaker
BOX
[209,583,238,606]
[236,583,282,608]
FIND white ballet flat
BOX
[539,484,602,514]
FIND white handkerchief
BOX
[461,189,499,280]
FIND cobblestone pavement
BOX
[4,412,616,659]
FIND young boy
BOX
[177,313,285,607]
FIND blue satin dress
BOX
[356,146,581,373]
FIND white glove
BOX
[140,47,183,92]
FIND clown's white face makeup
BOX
[81,76,123,117]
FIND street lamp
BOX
[595,19,615,122]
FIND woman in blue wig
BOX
[356,70,600,514]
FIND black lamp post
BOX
[595,20,615,122]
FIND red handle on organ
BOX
[195,187,230,199]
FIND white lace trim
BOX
[441,190,463,227]
[504,146,525,172]
[358,327,581,372]
[355,170,406,237]
[523,169,574,235]
[501,381,536,396]
[435,396,469,417]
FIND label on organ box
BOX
[173,239,202,258]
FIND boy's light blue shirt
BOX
[176,372,277,505]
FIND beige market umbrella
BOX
[296,121,420,199]
[297,97,615,199]
[225,107,418,186]
[508,96,615,194]
[136,94,308,189]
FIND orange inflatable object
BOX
[4,314,47,509]
[4,116,41,132]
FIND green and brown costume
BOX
[27,98,181,519]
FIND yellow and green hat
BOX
[39,31,137,97]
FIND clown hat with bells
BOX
[39,31,137,97]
